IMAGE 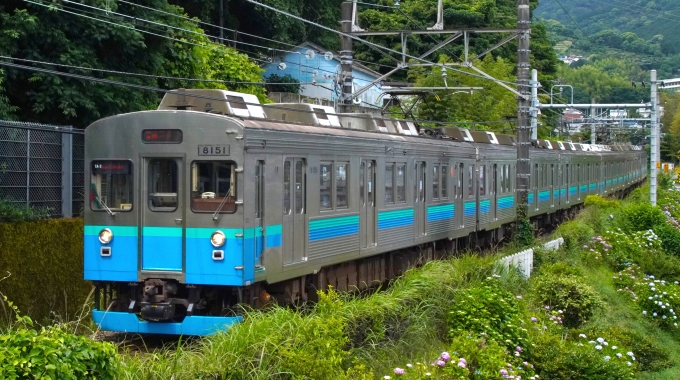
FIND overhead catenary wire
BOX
[0,60,511,128]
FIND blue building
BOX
[261,42,384,109]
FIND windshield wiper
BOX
[94,193,116,216]
[212,188,232,221]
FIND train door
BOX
[141,157,185,275]
[282,158,306,265]
[360,159,376,248]
[254,160,265,268]
[415,161,427,237]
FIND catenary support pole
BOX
[340,2,354,113]
[516,0,531,241]
[651,70,658,205]
[530,69,538,140]
[591,99,596,144]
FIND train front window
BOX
[191,161,236,214]
[90,160,133,211]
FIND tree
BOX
[265,74,302,94]
[0,0,265,128]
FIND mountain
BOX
[535,0,680,77]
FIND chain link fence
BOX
[0,120,84,218]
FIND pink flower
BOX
[394,368,405,375]
[531,317,537,322]
[500,369,509,375]
[457,362,466,368]
[440,352,450,361]
[436,360,446,367]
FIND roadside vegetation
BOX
[4,177,680,379]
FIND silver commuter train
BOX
[84,89,647,335]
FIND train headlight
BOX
[98,228,113,244]
[211,231,226,247]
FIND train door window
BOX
[385,163,394,204]
[550,164,554,188]
[566,164,570,187]
[441,164,449,199]
[491,164,497,195]
[505,165,510,193]
[190,161,236,213]
[396,164,406,203]
[499,165,505,193]
[336,162,348,209]
[458,163,464,198]
[320,162,332,210]
[468,165,475,198]
[255,161,264,218]
[577,164,580,183]
[433,165,440,200]
[284,161,291,214]
[360,162,365,207]
[479,165,486,196]
[296,161,305,213]
[534,164,538,189]
[148,159,178,211]
[90,160,133,211]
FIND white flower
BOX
[384,376,391,379]
[663,315,668,319]
[642,311,647,315]
[604,356,611,361]
[596,337,604,343]
[653,312,658,317]
[595,345,603,350]
[617,353,623,358]
[425,373,431,377]
[603,342,609,346]
[627,362,632,366]
[579,334,587,338]
[627,352,634,357]
[612,346,617,350]
[406,364,413,368]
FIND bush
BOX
[653,222,680,257]
[447,278,528,351]
[557,220,594,251]
[0,219,90,324]
[588,326,671,372]
[536,262,582,277]
[0,199,51,223]
[584,195,620,209]
[0,299,119,379]
[529,333,635,380]
[531,273,604,328]
[618,203,665,233]
[449,333,535,380]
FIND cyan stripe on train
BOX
[553,189,560,199]
[590,183,596,191]
[464,202,476,216]
[538,191,550,202]
[480,200,491,214]
[378,209,414,230]
[569,186,577,196]
[427,204,454,222]
[309,215,359,241]
[560,188,566,198]
[498,196,514,210]
[580,184,587,192]
[528,193,534,204]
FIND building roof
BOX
[268,41,383,79]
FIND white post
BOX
[651,70,658,206]
[591,100,596,144]
[531,69,538,140]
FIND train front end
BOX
[84,108,253,335]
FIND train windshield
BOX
[191,161,237,214]
[90,160,133,211]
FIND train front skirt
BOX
[92,310,242,335]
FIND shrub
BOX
[449,334,535,380]
[536,262,582,277]
[618,203,665,233]
[528,333,635,380]
[531,273,604,328]
[652,222,680,257]
[447,278,528,351]
[0,199,51,223]
[584,195,620,209]
[0,219,90,323]
[614,269,680,331]
[588,326,671,372]
[0,299,119,379]
[558,220,594,251]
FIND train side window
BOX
[320,162,332,210]
[90,160,133,212]
[255,161,264,218]
[396,164,406,202]
[296,161,305,213]
[284,161,291,214]
[499,165,505,193]
[533,164,538,189]
[433,165,440,200]
[468,165,475,198]
[441,165,449,199]
[336,162,348,209]
[190,161,236,213]
[360,162,365,207]
[479,165,486,196]
[385,163,394,204]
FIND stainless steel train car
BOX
[84,90,647,335]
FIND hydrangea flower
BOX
[531,317,538,322]
[500,369,509,375]
[440,352,450,361]
[596,337,604,343]
[579,334,587,338]
[595,345,603,350]
[436,360,445,367]
[604,356,611,361]
[394,368,405,375]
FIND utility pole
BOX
[219,0,224,44]
[530,69,538,140]
[591,100,596,144]
[516,0,531,240]
[340,2,354,113]
[651,69,658,205]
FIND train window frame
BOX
[479,165,486,197]
[385,163,395,204]
[396,163,406,203]
[432,164,440,201]
[336,162,349,209]
[148,159,179,212]
[468,165,475,198]
[90,160,134,212]
[441,164,449,199]
[190,161,237,214]
[320,161,333,211]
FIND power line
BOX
[115,0,300,48]
[553,0,595,44]
[0,60,509,128]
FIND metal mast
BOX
[651,69,658,205]
[516,0,531,228]
[340,2,354,113]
